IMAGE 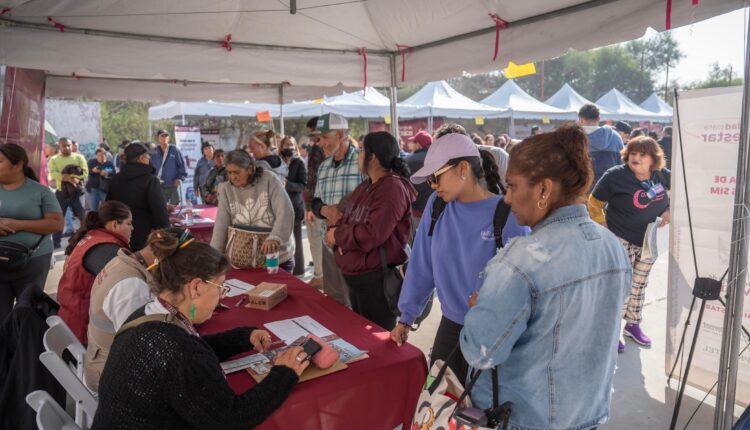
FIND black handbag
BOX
[0,235,46,271]
[379,246,434,328]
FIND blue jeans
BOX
[86,189,107,212]
[64,207,74,233]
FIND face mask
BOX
[280,148,295,158]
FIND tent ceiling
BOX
[0,0,744,101]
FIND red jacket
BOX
[57,229,130,344]
[334,175,416,275]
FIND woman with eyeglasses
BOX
[92,238,309,430]
[588,136,670,353]
[84,227,187,392]
[389,125,530,384]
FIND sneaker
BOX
[618,340,625,353]
[624,323,652,347]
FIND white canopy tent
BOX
[596,88,673,122]
[480,79,576,135]
[148,101,284,121]
[640,92,675,117]
[400,80,507,131]
[544,83,609,115]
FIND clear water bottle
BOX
[266,251,280,274]
[184,199,194,226]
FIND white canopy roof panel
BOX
[401,80,508,119]
[544,83,604,114]
[148,101,287,121]
[0,0,743,101]
[481,80,575,120]
[596,88,672,122]
[640,92,674,117]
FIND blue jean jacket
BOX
[460,204,631,430]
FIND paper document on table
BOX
[224,278,256,297]
[265,315,335,344]
[641,217,661,263]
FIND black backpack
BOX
[428,196,512,249]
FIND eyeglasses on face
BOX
[426,164,456,187]
[203,279,231,298]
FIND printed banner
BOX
[368,118,444,138]
[667,85,750,406]
[174,125,202,204]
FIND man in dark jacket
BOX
[107,143,170,250]
[405,130,433,244]
[659,126,673,170]
[578,104,623,189]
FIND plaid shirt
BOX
[314,144,362,208]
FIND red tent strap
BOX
[221,34,232,52]
[359,47,367,95]
[692,0,699,5]
[665,0,672,29]
[0,7,12,17]
[47,16,65,32]
[396,44,412,82]
[72,73,82,80]
[488,13,509,61]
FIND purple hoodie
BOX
[333,174,417,275]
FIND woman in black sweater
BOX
[279,136,308,276]
[93,235,309,430]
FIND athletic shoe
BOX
[624,323,652,347]
[618,340,625,353]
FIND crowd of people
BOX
[0,104,673,429]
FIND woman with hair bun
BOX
[84,228,188,392]
[57,200,133,344]
[325,131,416,330]
[459,124,631,430]
[0,143,63,321]
[92,239,308,429]
[248,130,288,180]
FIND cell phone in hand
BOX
[300,338,322,361]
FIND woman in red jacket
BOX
[325,131,415,330]
[58,200,133,344]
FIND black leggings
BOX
[430,316,469,385]
[292,219,305,276]
[0,253,51,323]
[343,270,397,331]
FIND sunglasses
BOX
[426,164,456,187]
[203,279,232,299]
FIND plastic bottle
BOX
[266,251,280,274]
[184,199,194,226]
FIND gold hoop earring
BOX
[537,199,548,210]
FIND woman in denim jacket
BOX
[460,124,632,430]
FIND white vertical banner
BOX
[173,125,202,203]
[667,86,750,406]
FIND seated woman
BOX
[57,200,133,344]
[325,131,414,330]
[210,150,296,273]
[84,227,188,392]
[202,149,227,205]
[92,239,309,429]
[460,124,632,430]
[248,130,288,180]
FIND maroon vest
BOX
[58,229,130,344]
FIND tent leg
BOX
[714,8,750,429]
[181,114,185,126]
[389,54,400,141]
[279,85,285,136]
[509,113,516,138]
[148,121,152,140]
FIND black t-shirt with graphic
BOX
[592,164,671,246]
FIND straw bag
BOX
[225,224,272,269]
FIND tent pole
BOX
[389,54,400,141]
[181,114,185,126]
[509,111,515,138]
[279,85,285,136]
[714,8,750,429]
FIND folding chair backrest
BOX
[26,390,81,430]
[44,316,86,380]
[39,352,98,427]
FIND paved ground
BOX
[44,224,741,428]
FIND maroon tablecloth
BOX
[171,205,217,243]
[198,269,427,430]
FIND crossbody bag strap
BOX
[157,145,170,180]
[493,199,512,249]
[378,245,388,273]
[29,234,47,253]
[427,343,461,395]
[116,313,188,337]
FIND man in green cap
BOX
[310,113,361,308]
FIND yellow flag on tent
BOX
[384,115,392,125]
[475,116,485,125]
[504,61,537,79]
[313,98,324,104]
[542,115,550,124]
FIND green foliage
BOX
[101,101,151,145]
[686,62,743,90]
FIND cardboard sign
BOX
[256,111,272,122]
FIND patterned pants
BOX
[619,238,655,324]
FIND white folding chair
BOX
[25,390,81,430]
[41,316,96,429]
[44,316,86,381]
